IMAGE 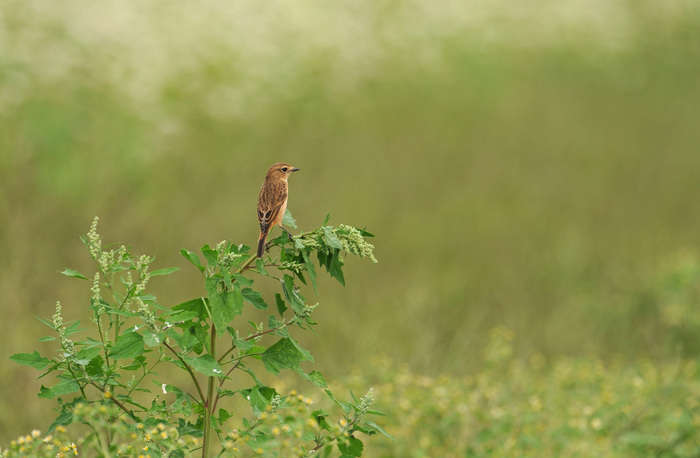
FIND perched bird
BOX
[257,162,300,257]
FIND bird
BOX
[257,162,300,258]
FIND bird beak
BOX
[292,167,300,172]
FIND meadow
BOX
[1,0,700,455]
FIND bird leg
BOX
[264,228,294,252]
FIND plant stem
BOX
[163,341,206,404]
[202,325,217,458]
[236,254,257,274]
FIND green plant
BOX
[8,214,387,457]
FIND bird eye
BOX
[281,167,288,172]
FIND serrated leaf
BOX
[338,436,363,457]
[84,355,105,376]
[47,408,74,434]
[162,310,200,324]
[207,279,244,334]
[329,250,346,286]
[261,337,312,377]
[234,273,254,287]
[306,370,327,388]
[322,227,343,250]
[302,251,318,296]
[75,346,101,365]
[10,351,51,369]
[182,354,224,377]
[60,268,89,280]
[233,334,255,351]
[219,408,232,425]
[142,330,164,347]
[109,332,144,360]
[121,355,147,371]
[180,249,204,273]
[172,298,208,321]
[38,379,80,398]
[168,328,199,352]
[242,288,267,310]
[282,209,298,229]
[281,275,305,315]
[255,258,269,275]
[201,244,218,267]
[150,267,180,276]
[245,385,269,416]
[275,293,287,317]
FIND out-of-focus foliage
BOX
[340,328,700,457]
[2,0,700,447]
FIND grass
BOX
[2,0,700,450]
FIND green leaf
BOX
[325,389,352,415]
[38,379,80,398]
[109,331,144,360]
[302,250,318,296]
[201,244,218,266]
[162,310,200,324]
[306,370,327,388]
[261,337,313,377]
[233,273,254,287]
[75,346,101,365]
[172,297,208,321]
[245,385,269,416]
[281,275,306,315]
[121,355,146,371]
[207,279,244,334]
[323,227,343,250]
[142,330,164,347]
[63,320,84,337]
[323,213,331,226]
[10,351,51,369]
[219,408,232,426]
[242,288,267,310]
[168,328,199,353]
[60,268,89,280]
[182,354,224,377]
[38,336,56,342]
[359,227,375,237]
[47,408,74,434]
[282,209,298,229]
[233,334,255,352]
[338,436,363,457]
[35,315,55,329]
[180,249,204,273]
[255,258,269,275]
[363,420,395,440]
[86,355,105,376]
[150,267,180,276]
[329,249,346,286]
[275,293,287,316]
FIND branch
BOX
[163,340,206,403]
[87,380,138,421]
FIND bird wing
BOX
[257,180,287,233]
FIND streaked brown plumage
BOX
[257,162,300,257]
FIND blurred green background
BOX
[2,0,700,445]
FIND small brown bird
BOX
[257,162,300,257]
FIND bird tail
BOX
[257,228,268,258]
